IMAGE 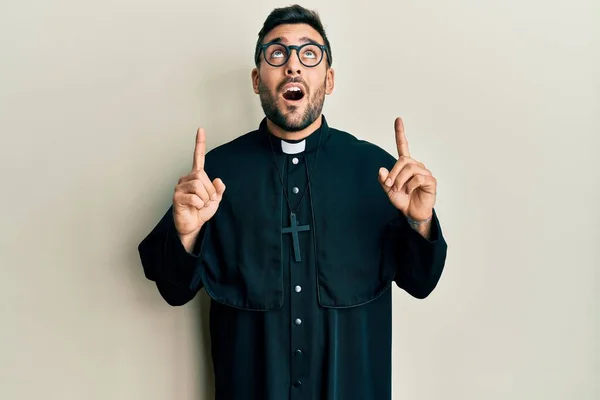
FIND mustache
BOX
[277,77,308,92]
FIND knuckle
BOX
[192,181,204,193]
[191,171,201,180]
[175,181,186,192]
[173,192,183,204]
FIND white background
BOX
[1,0,598,399]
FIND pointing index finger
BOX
[192,127,206,171]
[394,117,411,158]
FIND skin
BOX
[378,118,437,239]
[251,24,335,141]
[173,127,226,252]
[173,23,437,252]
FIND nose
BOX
[285,49,302,76]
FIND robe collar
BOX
[259,115,331,155]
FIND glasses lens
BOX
[265,44,289,66]
[299,44,322,67]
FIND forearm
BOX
[138,207,205,305]
[392,210,447,298]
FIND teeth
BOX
[286,87,302,92]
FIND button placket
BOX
[287,153,308,395]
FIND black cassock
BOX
[138,115,448,400]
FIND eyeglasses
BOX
[258,41,330,68]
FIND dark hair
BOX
[254,4,332,67]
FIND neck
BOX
[266,115,323,141]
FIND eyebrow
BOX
[269,36,322,45]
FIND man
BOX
[138,4,448,400]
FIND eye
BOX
[266,44,287,61]
[301,45,321,61]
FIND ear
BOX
[325,67,335,95]
[251,67,260,94]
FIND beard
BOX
[258,77,326,132]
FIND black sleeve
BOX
[137,206,208,306]
[385,208,448,299]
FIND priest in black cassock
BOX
[138,4,448,400]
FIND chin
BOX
[282,112,308,129]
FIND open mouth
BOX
[282,86,305,101]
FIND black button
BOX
[294,349,303,356]
[293,380,302,388]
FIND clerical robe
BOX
[138,115,448,400]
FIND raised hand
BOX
[173,128,226,248]
[378,117,437,222]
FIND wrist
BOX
[404,213,433,240]
[179,228,202,254]
[405,213,432,229]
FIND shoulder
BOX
[203,128,262,171]
[207,128,260,157]
[327,126,397,169]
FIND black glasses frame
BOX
[258,41,331,68]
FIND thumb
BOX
[213,178,226,199]
[378,167,390,187]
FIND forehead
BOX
[263,23,325,45]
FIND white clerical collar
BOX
[281,139,306,154]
